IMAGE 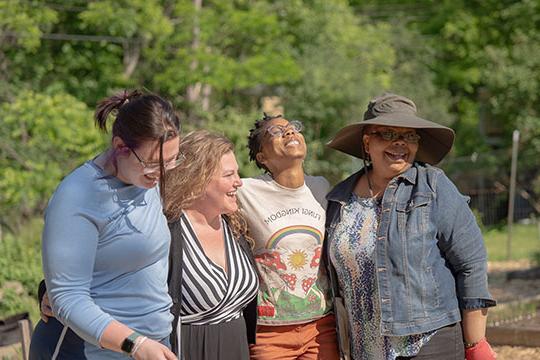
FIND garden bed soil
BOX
[488,260,540,355]
[493,345,540,360]
[488,260,540,302]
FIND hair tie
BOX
[120,90,130,106]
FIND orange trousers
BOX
[250,314,340,360]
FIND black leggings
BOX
[30,317,86,360]
[397,323,464,360]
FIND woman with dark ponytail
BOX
[30,90,182,360]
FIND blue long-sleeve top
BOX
[42,160,173,347]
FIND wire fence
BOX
[442,147,539,227]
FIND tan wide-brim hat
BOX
[327,93,455,165]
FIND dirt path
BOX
[493,345,540,359]
[488,260,540,303]
[488,260,540,358]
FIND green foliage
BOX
[0,0,58,51]
[0,286,39,323]
[276,0,395,181]
[0,218,42,295]
[0,90,106,228]
[151,0,301,106]
[386,21,454,129]
[1,0,536,223]
[0,218,43,322]
[80,0,173,39]
[205,108,261,178]
[0,0,58,99]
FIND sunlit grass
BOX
[483,223,540,262]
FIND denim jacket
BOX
[324,162,495,340]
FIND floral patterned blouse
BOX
[329,193,436,360]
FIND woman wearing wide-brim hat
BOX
[323,93,496,360]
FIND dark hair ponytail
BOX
[95,89,143,132]
[94,89,179,145]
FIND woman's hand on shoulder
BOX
[132,338,177,360]
[40,292,54,323]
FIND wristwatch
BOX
[121,331,141,355]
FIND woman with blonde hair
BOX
[165,130,259,360]
[35,130,258,360]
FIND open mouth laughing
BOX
[285,139,300,147]
[384,150,409,162]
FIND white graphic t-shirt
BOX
[237,174,332,325]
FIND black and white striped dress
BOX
[179,213,259,359]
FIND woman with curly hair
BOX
[35,129,259,360]
[165,130,259,360]
[239,114,339,360]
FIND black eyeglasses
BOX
[266,120,303,138]
[130,148,185,174]
[368,130,421,144]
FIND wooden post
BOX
[18,319,32,360]
[506,130,519,260]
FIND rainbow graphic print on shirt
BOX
[255,225,330,323]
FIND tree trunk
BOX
[186,0,203,107]
[123,40,141,79]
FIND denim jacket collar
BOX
[326,164,418,204]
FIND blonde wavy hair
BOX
[165,130,253,246]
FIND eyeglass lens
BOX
[370,130,420,143]
[267,120,303,137]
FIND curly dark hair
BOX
[247,112,283,172]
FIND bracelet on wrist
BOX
[464,337,485,349]
[130,336,148,358]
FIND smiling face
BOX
[115,136,180,189]
[204,151,243,215]
[255,118,307,173]
[363,125,418,179]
